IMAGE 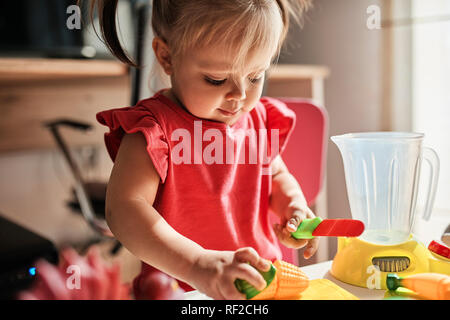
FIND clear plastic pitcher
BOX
[331,132,439,245]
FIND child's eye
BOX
[205,76,227,86]
[204,75,262,86]
[249,73,264,84]
[249,77,262,84]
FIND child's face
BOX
[169,44,273,126]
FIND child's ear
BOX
[152,37,173,75]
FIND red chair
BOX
[270,98,329,265]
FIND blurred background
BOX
[0,0,449,296]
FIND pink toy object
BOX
[16,247,131,300]
[17,246,186,300]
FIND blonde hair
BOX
[86,0,312,69]
[153,0,309,71]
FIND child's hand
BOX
[188,247,272,300]
[273,206,320,259]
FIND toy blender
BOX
[330,132,449,289]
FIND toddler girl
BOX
[90,0,318,300]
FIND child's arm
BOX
[105,133,270,299]
[269,155,319,259]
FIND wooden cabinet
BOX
[266,64,329,106]
[0,58,131,152]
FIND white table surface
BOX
[184,260,387,300]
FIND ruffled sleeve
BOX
[260,97,296,163]
[96,106,169,183]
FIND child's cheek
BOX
[244,89,264,111]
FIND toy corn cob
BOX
[235,260,309,300]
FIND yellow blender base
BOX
[331,235,450,290]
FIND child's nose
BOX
[226,82,246,101]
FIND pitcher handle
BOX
[421,147,440,221]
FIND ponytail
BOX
[80,0,138,67]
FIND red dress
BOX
[96,90,296,294]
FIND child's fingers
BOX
[303,237,320,259]
[285,209,310,232]
[306,207,316,218]
[285,206,318,233]
[274,223,308,249]
[286,213,304,232]
[286,218,299,232]
[234,263,268,292]
[220,283,246,300]
[234,247,271,272]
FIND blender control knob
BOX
[428,240,450,259]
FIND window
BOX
[412,0,450,217]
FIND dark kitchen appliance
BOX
[0,214,58,300]
[0,0,92,59]
[0,0,144,60]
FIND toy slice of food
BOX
[291,217,365,239]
